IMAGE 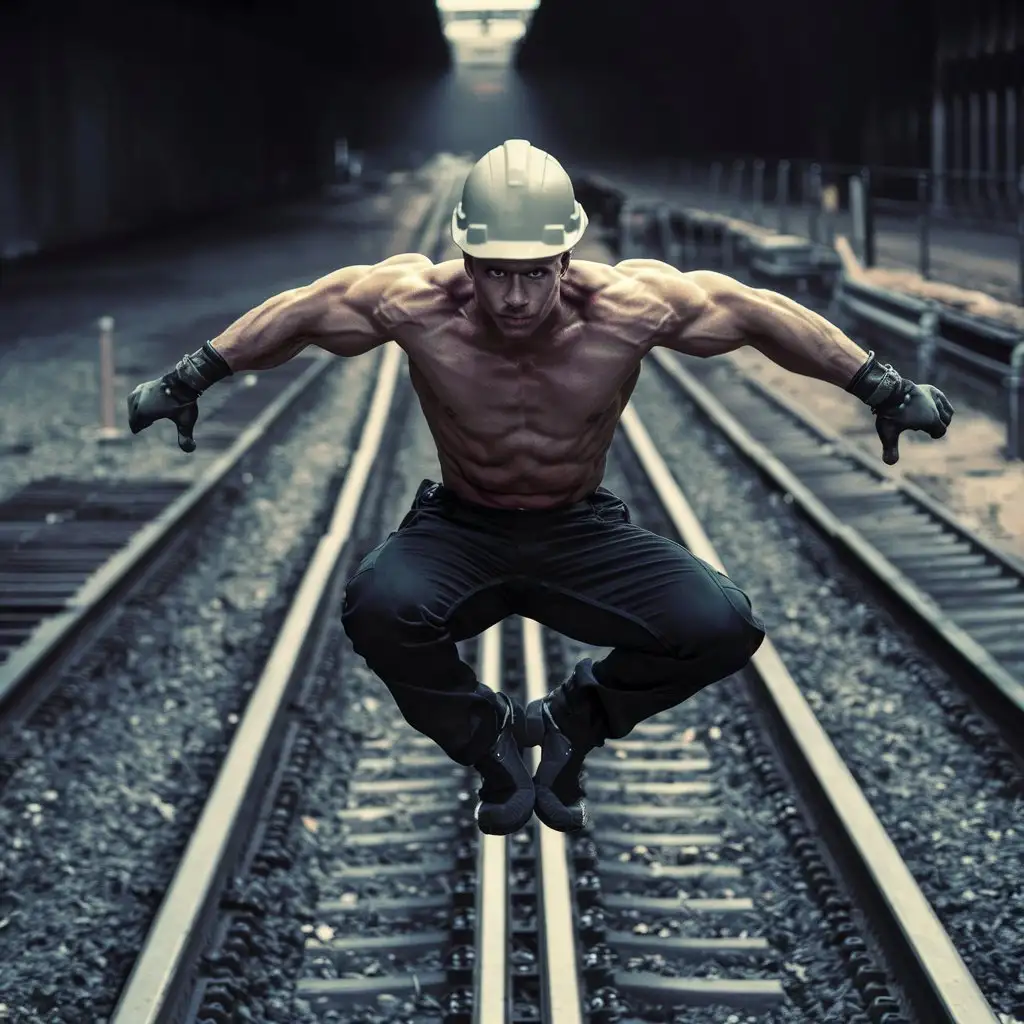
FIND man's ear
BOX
[463,255,474,278]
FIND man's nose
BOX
[505,277,528,307]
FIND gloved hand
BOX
[845,351,954,466]
[125,341,233,453]
[874,382,954,466]
[127,375,201,453]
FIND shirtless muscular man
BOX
[127,140,953,836]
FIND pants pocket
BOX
[345,534,392,588]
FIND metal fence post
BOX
[808,164,822,243]
[656,204,676,265]
[917,171,931,280]
[618,202,633,260]
[777,159,790,234]
[1008,341,1024,460]
[684,214,698,265]
[1018,166,1024,306]
[916,301,939,382]
[96,316,123,441]
[860,167,876,268]
[710,161,723,199]
[730,159,745,218]
[752,158,765,225]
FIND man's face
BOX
[466,255,565,338]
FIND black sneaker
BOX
[473,692,536,835]
[517,697,592,832]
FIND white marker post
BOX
[95,315,125,442]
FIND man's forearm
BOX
[753,291,869,387]
[209,290,311,372]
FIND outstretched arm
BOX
[128,253,431,451]
[211,252,433,370]
[620,260,954,465]
[625,261,870,385]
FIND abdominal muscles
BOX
[408,352,637,508]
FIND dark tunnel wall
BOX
[515,0,937,165]
[1,0,945,260]
[0,0,451,259]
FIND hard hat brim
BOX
[451,206,589,259]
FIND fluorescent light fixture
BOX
[437,0,538,11]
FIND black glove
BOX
[846,351,954,466]
[127,374,202,452]
[126,341,233,453]
[873,382,953,465]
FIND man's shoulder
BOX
[567,259,682,335]
[373,257,468,330]
[378,258,467,311]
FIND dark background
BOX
[0,0,1015,258]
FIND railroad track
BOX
[612,192,1024,764]
[0,169,463,745]
[106,373,999,1022]
[646,348,1024,766]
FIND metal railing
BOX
[619,157,1024,304]
[587,177,1024,460]
[834,273,1024,459]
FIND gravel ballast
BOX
[234,397,452,1024]
[559,627,883,1024]
[0,351,380,1023]
[624,360,1024,1022]
[238,405,885,1023]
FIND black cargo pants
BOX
[341,480,766,766]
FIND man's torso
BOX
[378,259,677,509]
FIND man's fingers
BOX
[876,417,901,465]
[174,404,199,454]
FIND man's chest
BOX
[407,331,644,426]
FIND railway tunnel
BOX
[2,2,1024,1022]
[0,0,941,260]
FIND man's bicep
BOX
[654,270,766,357]
[302,256,431,357]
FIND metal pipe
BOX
[1008,342,1024,460]
[1019,166,1024,305]
[917,171,931,280]
[97,316,122,440]
[752,158,765,226]
[776,159,790,234]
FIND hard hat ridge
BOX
[452,140,589,259]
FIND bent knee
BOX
[670,582,765,663]
[714,596,765,668]
[341,567,443,649]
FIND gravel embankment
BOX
[0,351,380,1024]
[624,362,1024,1022]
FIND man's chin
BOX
[499,315,535,333]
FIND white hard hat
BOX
[451,139,589,259]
